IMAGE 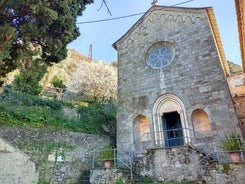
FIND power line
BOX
[76,0,196,25]
[173,0,194,6]
[77,12,145,24]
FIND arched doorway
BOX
[162,111,184,146]
[153,93,188,147]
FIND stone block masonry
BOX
[134,146,245,184]
[0,127,111,184]
[0,138,38,184]
[113,6,240,155]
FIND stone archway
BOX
[152,93,189,146]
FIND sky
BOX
[67,0,242,65]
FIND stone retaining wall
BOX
[0,127,111,184]
[134,146,245,184]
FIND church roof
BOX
[112,5,230,76]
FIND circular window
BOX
[147,45,174,69]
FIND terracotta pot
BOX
[103,160,111,168]
[229,152,241,163]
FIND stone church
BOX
[113,5,243,159]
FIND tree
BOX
[51,75,66,89]
[13,58,47,95]
[67,61,117,101]
[0,0,93,86]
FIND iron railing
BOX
[91,148,133,180]
[90,129,244,182]
[128,128,214,159]
[127,128,244,163]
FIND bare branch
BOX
[97,0,112,16]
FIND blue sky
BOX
[68,0,241,65]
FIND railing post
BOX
[92,151,95,169]
[114,148,116,167]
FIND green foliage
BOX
[0,0,93,64]
[77,101,116,135]
[13,58,47,95]
[0,87,116,135]
[0,0,93,87]
[51,75,66,89]
[227,61,242,74]
[220,133,244,151]
[135,178,197,184]
[221,163,231,174]
[97,145,114,161]
[1,85,63,110]
[0,24,16,84]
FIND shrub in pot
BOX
[97,146,114,168]
[220,133,244,162]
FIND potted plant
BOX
[220,133,244,162]
[97,146,115,168]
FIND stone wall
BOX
[227,73,245,138]
[134,146,245,184]
[90,168,129,184]
[0,138,38,184]
[0,127,111,184]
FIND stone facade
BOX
[0,127,111,184]
[113,6,240,155]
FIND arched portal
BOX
[153,93,189,147]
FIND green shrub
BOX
[220,133,244,151]
[51,76,66,89]
[77,101,116,135]
[0,90,116,134]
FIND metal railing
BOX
[90,130,244,183]
[91,148,133,180]
[128,128,214,159]
[127,128,244,163]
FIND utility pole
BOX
[88,44,92,61]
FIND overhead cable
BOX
[77,0,196,24]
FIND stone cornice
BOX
[206,8,230,76]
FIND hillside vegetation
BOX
[0,49,117,138]
[40,49,117,101]
[228,60,242,74]
[0,85,116,136]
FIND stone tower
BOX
[113,6,240,155]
